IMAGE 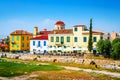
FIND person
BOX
[82,59,85,64]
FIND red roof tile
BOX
[10,30,32,35]
[31,35,48,40]
[55,21,65,25]
[0,44,8,47]
[73,25,86,27]
[50,29,73,34]
[82,31,104,35]
[38,30,52,36]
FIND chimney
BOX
[44,29,47,31]
[34,27,38,37]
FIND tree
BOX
[111,38,120,59]
[112,38,120,47]
[96,40,104,54]
[5,36,9,45]
[111,42,120,60]
[88,18,93,52]
[5,36,10,52]
[104,39,111,58]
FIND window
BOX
[12,36,14,41]
[74,27,78,31]
[51,37,54,42]
[16,44,19,48]
[44,41,46,46]
[38,41,40,47]
[16,36,19,41]
[83,37,87,42]
[27,43,29,47]
[12,44,14,48]
[22,43,24,47]
[22,36,24,41]
[61,37,64,44]
[93,37,97,42]
[33,41,35,46]
[56,37,59,42]
[67,36,70,42]
[74,37,78,42]
[27,36,29,40]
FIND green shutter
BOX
[12,36,14,41]
[83,37,87,42]
[22,43,24,47]
[74,28,78,31]
[93,37,97,42]
[67,37,70,42]
[17,44,19,48]
[61,37,64,44]
[12,44,14,48]
[56,37,59,42]
[22,36,24,41]
[74,37,78,42]
[16,36,19,41]
[51,37,54,42]
[27,36,29,40]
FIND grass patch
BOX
[0,59,64,77]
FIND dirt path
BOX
[63,66,120,78]
[0,66,120,80]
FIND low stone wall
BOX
[0,53,120,69]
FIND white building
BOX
[30,35,48,54]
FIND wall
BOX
[30,40,48,54]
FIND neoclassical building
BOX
[48,21,104,53]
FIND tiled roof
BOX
[38,30,52,36]
[31,35,48,40]
[55,21,65,25]
[50,29,73,34]
[73,25,86,27]
[82,31,104,35]
[10,30,32,35]
[0,44,8,47]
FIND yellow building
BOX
[10,30,32,52]
[48,21,104,53]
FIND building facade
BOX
[48,21,104,53]
[30,35,48,54]
[110,32,120,41]
[10,30,32,52]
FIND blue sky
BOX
[0,0,120,38]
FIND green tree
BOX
[110,38,120,60]
[88,18,93,52]
[96,40,104,54]
[5,36,10,52]
[104,39,111,58]
[111,42,120,60]
[5,36,9,44]
[112,38,120,47]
